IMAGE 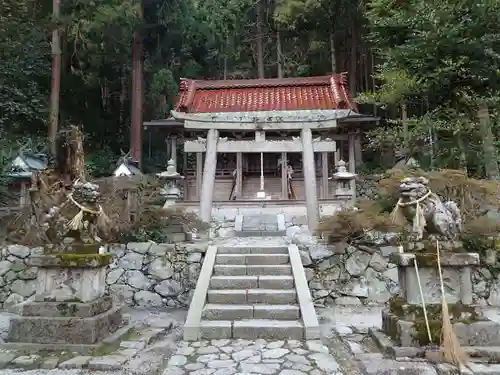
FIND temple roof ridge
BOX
[173,73,356,114]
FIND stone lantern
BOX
[157,159,184,208]
[331,160,357,202]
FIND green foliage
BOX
[116,207,209,243]
[0,0,50,135]
[86,147,118,177]
[363,0,500,175]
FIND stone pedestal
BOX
[379,252,500,349]
[6,253,125,348]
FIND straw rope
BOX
[65,193,110,231]
[391,190,432,236]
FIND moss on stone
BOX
[388,296,406,316]
[55,253,113,268]
[389,297,481,322]
[56,302,79,316]
[413,319,442,345]
[413,253,438,267]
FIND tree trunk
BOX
[256,0,265,78]
[119,64,126,124]
[276,29,283,78]
[329,31,336,73]
[370,49,377,116]
[456,135,468,174]
[130,1,144,167]
[349,22,358,95]
[223,34,229,80]
[401,103,409,153]
[49,0,61,157]
[478,105,499,180]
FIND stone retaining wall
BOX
[286,226,500,307]
[0,241,208,310]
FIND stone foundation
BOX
[369,251,500,360]
[5,253,126,349]
[381,308,500,347]
[8,301,123,345]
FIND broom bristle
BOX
[439,296,469,366]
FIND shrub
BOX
[315,199,404,243]
[319,168,499,249]
[113,206,209,243]
[460,216,500,254]
[377,168,498,220]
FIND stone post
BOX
[301,128,319,230]
[200,129,219,222]
[170,136,177,166]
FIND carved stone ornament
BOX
[391,176,463,240]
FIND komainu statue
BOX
[391,176,462,240]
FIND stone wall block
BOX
[0,241,204,310]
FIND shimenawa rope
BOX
[391,190,432,235]
[66,194,109,231]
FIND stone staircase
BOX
[203,245,301,339]
[184,243,320,341]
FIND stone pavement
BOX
[163,338,343,375]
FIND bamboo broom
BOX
[436,241,469,366]
[413,257,433,344]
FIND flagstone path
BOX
[162,338,343,375]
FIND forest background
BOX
[1,0,499,197]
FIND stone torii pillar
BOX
[199,129,219,222]
[301,128,319,230]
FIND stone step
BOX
[246,265,292,276]
[247,289,297,304]
[213,265,247,276]
[217,246,289,255]
[215,254,289,265]
[235,230,286,238]
[213,265,292,276]
[207,289,297,304]
[202,304,300,320]
[210,275,294,289]
[199,320,304,340]
[234,319,304,340]
[210,276,257,289]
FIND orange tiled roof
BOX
[173,74,356,113]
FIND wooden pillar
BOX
[19,181,27,207]
[321,152,329,199]
[281,152,288,200]
[236,152,243,198]
[354,134,363,166]
[196,152,203,199]
[348,134,356,198]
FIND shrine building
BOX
[144,74,376,229]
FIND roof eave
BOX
[170,109,360,123]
